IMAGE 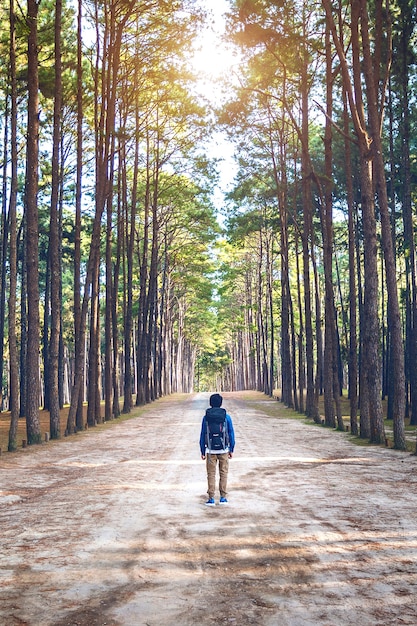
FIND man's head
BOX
[209,393,223,408]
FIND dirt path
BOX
[1,391,417,626]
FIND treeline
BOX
[207,0,417,452]
[3,0,417,455]
[0,0,220,449]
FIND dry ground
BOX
[1,391,417,626]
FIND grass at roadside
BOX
[231,389,417,454]
[0,393,189,454]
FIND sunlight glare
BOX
[191,33,239,82]
[189,2,241,101]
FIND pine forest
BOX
[0,0,417,454]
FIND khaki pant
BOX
[206,453,229,499]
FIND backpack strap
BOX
[224,415,230,449]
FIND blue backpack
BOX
[205,407,229,451]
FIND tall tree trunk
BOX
[343,90,358,435]
[323,0,384,443]
[301,23,319,422]
[122,96,139,414]
[48,0,63,439]
[58,135,65,410]
[112,162,122,418]
[312,240,323,406]
[87,264,101,426]
[295,231,305,413]
[157,235,168,397]
[104,146,116,421]
[322,21,337,429]
[0,98,9,412]
[359,0,405,448]
[136,149,151,406]
[148,163,160,401]
[67,0,131,433]
[398,3,417,426]
[271,121,292,406]
[20,232,27,419]
[8,0,20,450]
[43,261,50,410]
[266,233,274,398]
[257,234,266,392]
[73,0,84,432]
[336,0,358,432]
[25,0,41,444]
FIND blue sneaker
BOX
[205,498,215,506]
[219,497,228,504]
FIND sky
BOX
[190,0,240,215]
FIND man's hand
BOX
[228,452,233,459]
[201,454,206,460]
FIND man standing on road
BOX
[199,393,235,506]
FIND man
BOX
[199,393,235,506]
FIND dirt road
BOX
[1,391,417,626]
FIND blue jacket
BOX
[199,412,235,455]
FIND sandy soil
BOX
[1,391,417,626]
